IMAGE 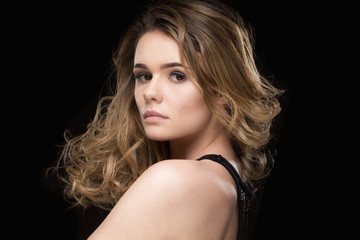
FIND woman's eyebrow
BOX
[133,62,183,70]
[160,62,183,69]
[133,63,148,69]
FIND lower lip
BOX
[144,116,168,123]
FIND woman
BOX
[56,0,282,239]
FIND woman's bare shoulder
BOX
[154,159,236,190]
[143,159,238,202]
[88,159,238,239]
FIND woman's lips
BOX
[143,110,169,122]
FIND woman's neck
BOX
[169,124,237,161]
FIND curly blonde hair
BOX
[55,0,282,210]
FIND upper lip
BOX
[143,110,169,119]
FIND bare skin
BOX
[88,31,240,240]
[88,160,239,240]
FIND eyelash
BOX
[134,71,187,83]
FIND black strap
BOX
[197,154,254,240]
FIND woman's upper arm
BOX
[88,160,236,240]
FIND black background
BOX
[5,0,351,239]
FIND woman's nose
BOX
[143,77,163,103]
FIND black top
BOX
[197,154,255,240]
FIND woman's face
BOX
[134,31,213,141]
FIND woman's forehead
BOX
[134,31,181,65]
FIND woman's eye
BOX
[170,72,186,83]
[135,73,152,82]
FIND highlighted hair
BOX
[55,0,282,209]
